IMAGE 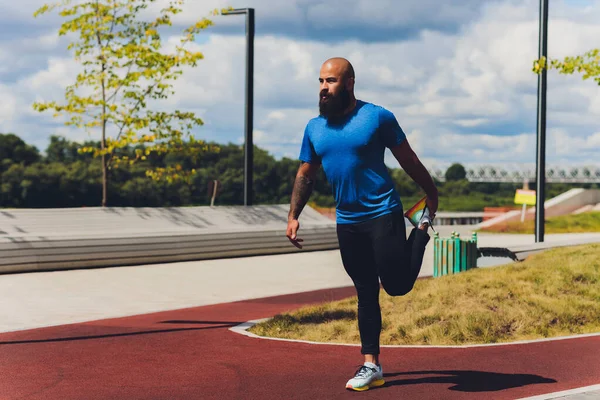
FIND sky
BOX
[0,0,599,171]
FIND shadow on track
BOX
[379,370,557,392]
[0,320,242,345]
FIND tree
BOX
[0,133,40,172]
[32,0,223,206]
[45,135,93,163]
[533,49,600,85]
[445,163,467,182]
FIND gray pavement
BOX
[518,385,600,399]
[557,390,600,400]
[1,227,599,334]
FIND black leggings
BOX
[336,209,430,355]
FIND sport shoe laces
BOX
[354,365,377,379]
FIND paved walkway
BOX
[519,385,600,399]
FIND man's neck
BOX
[343,97,358,116]
[331,97,357,119]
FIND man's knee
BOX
[355,284,381,306]
[381,280,415,297]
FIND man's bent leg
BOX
[404,227,431,288]
[371,211,430,296]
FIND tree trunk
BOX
[100,45,107,207]
[101,77,108,207]
[101,151,107,207]
[96,2,108,208]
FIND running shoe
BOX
[345,362,385,391]
[418,207,433,230]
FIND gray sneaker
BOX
[418,208,435,231]
[345,362,385,391]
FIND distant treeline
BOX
[0,133,594,211]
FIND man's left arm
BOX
[390,140,439,217]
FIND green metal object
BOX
[433,231,478,277]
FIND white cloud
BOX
[550,128,600,159]
[266,111,286,121]
[24,57,80,93]
[0,0,50,19]
[0,84,18,125]
[140,0,500,43]
[0,0,599,169]
[454,118,490,128]
[588,132,600,148]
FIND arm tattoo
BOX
[289,174,314,220]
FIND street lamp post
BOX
[223,8,255,206]
[535,0,549,242]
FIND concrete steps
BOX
[0,205,333,237]
[477,189,600,229]
[0,205,339,274]
[572,203,600,214]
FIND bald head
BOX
[321,57,355,81]
[318,57,356,118]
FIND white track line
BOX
[516,384,600,399]
[229,319,600,349]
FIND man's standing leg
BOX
[336,221,385,391]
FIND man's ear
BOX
[346,77,355,91]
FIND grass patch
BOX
[248,244,600,345]
[479,211,600,234]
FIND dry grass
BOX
[480,212,600,234]
[249,244,600,345]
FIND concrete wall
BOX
[0,205,339,274]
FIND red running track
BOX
[1,286,599,400]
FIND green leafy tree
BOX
[0,133,40,172]
[45,135,95,163]
[32,0,223,206]
[533,49,600,85]
[445,163,467,182]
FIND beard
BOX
[319,86,351,119]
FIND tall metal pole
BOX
[223,8,254,206]
[535,0,549,243]
[244,8,254,206]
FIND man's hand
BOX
[286,161,320,249]
[286,218,303,249]
[419,194,439,232]
[426,195,438,220]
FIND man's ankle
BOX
[364,355,379,366]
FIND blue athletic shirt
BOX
[299,100,407,224]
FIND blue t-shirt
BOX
[299,100,407,224]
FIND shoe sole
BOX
[346,379,385,391]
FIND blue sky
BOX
[0,0,599,171]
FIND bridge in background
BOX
[428,164,600,183]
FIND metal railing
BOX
[428,164,600,183]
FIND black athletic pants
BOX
[336,209,430,355]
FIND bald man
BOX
[286,57,439,391]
